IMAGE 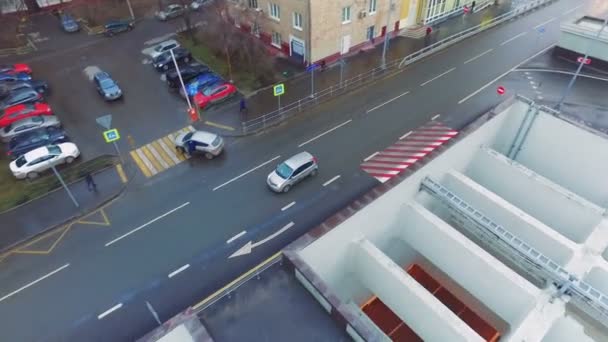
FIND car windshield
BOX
[15,155,27,167]
[47,145,61,155]
[275,162,293,179]
[182,132,193,142]
[202,86,217,96]
[99,78,115,88]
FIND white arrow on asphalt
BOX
[229,221,295,259]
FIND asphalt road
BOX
[0,0,603,341]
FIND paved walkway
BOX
[201,0,514,135]
[0,165,125,253]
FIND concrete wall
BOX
[583,265,608,296]
[559,17,608,62]
[441,170,576,264]
[542,317,597,342]
[466,147,604,244]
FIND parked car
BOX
[190,0,211,11]
[0,89,42,110]
[148,39,180,59]
[156,4,184,20]
[10,142,80,179]
[0,64,32,75]
[60,13,80,32]
[0,115,60,142]
[193,82,237,109]
[93,71,122,100]
[103,20,134,36]
[0,103,53,128]
[182,73,221,97]
[153,47,192,71]
[166,63,209,88]
[0,80,49,98]
[7,126,69,159]
[267,152,318,193]
[174,130,224,159]
[0,73,32,82]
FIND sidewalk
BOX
[0,165,125,253]
[201,0,515,135]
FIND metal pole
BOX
[112,141,124,165]
[278,95,281,112]
[51,165,79,208]
[126,0,135,19]
[170,49,193,110]
[381,0,394,69]
[339,60,344,87]
[556,16,608,111]
[310,68,314,98]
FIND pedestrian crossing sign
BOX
[103,128,120,143]
[273,83,285,96]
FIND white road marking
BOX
[431,114,441,121]
[563,5,583,16]
[229,222,295,258]
[364,152,380,162]
[366,91,410,113]
[298,120,352,147]
[83,66,102,81]
[323,175,341,187]
[105,202,190,247]
[98,303,123,320]
[0,263,70,303]
[420,67,456,87]
[399,131,413,140]
[213,156,281,191]
[464,49,493,64]
[458,45,554,104]
[500,32,527,46]
[168,264,190,278]
[281,201,296,211]
[227,230,247,244]
[534,17,556,30]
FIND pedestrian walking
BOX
[426,26,433,36]
[186,139,196,157]
[239,98,248,120]
[320,60,327,72]
[85,173,97,192]
[471,1,476,11]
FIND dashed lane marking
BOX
[0,264,70,303]
[98,303,123,320]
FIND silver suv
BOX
[267,152,318,193]
[174,130,224,159]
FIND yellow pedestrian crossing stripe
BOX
[130,126,195,178]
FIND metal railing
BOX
[241,0,557,134]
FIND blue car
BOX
[60,13,80,32]
[93,71,122,101]
[184,73,221,97]
[0,73,32,82]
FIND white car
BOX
[148,39,180,59]
[155,4,184,21]
[191,0,211,10]
[10,142,80,179]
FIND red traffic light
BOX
[497,86,505,95]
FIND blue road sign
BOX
[103,128,120,143]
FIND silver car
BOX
[267,152,318,193]
[156,4,184,20]
[174,130,224,159]
[0,115,61,142]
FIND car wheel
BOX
[27,172,39,179]
[176,146,185,154]
[184,56,190,63]
[65,157,74,164]
[282,185,291,193]
[204,152,214,160]
[310,169,318,177]
[163,65,169,71]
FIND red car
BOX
[193,82,237,109]
[0,63,32,75]
[0,103,53,127]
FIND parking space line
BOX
[158,138,181,164]
[130,150,152,177]
[98,303,123,320]
[323,175,341,187]
[298,120,352,148]
[168,264,190,278]
[152,141,175,167]
[227,230,247,244]
[281,201,296,211]
[141,146,165,173]
[213,156,281,191]
[0,263,70,303]
[115,164,128,183]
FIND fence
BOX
[241,0,557,134]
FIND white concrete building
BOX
[285,96,608,341]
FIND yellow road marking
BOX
[205,121,235,131]
[78,208,110,226]
[152,141,175,167]
[130,150,152,177]
[192,251,282,310]
[115,164,128,183]
[187,125,195,132]
[158,138,181,164]
[146,143,170,170]
[165,135,186,161]
[16,225,72,255]
[138,147,160,175]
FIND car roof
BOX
[191,130,217,143]
[284,151,314,168]
[23,145,51,161]
[11,115,46,127]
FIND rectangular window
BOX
[269,3,280,20]
[368,0,377,14]
[293,12,303,30]
[248,0,258,8]
[252,22,260,37]
[271,31,281,47]
[341,6,351,24]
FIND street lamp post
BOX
[381,0,395,69]
[170,48,193,111]
[51,165,79,208]
[556,16,608,111]
[126,0,135,20]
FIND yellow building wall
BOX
[400,0,410,20]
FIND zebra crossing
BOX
[130,126,194,178]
